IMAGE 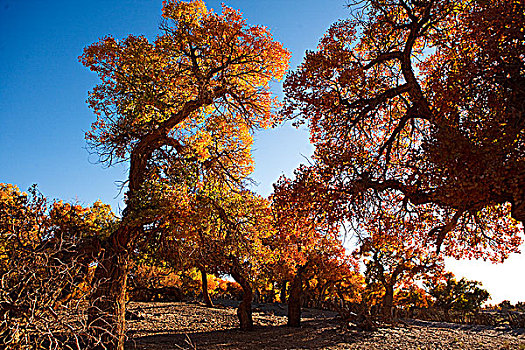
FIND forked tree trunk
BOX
[287,263,308,327]
[199,266,213,307]
[88,238,130,350]
[230,265,253,330]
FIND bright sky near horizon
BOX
[1,0,523,304]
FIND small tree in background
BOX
[354,194,445,320]
[272,166,359,327]
[426,272,490,321]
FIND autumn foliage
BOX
[284,0,524,246]
[0,184,115,349]
[78,0,290,346]
[3,0,525,349]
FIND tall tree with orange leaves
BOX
[272,165,359,326]
[80,0,289,347]
[284,0,524,253]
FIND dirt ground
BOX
[125,301,525,350]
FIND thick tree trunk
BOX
[230,265,253,330]
[88,241,130,350]
[86,144,155,349]
[287,263,308,327]
[199,266,213,307]
[382,285,394,321]
[287,279,302,327]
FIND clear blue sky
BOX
[1,0,523,303]
[0,0,348,211]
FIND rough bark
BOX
[87,123,159,349]
[199,266,213,308]
[287,263,308,327]
[230,265,253,330]
[88,235,130,350]
[87,140,152,349]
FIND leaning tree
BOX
[80,1,289,347]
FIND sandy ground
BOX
[125,301,525,350]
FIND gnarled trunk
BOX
[230,265,253,330]
[87,145,153,349]
[199,266,213,307]
[287,263,308,327]
[88,237,130,350]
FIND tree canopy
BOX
[4,1,525,348]
[81,0,289,194]
[80,1,290,347]
[283,0,524,249]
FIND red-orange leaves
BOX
[80,0,290,172]
[284,0,524,257]
[271,165,358,289]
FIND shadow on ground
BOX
[126,320,369,350]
